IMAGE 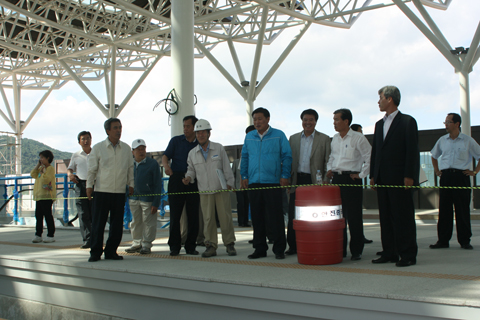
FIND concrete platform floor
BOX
[0,210,480,319]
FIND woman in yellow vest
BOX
[30,150,56,243]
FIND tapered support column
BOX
[458,69,471,136]
[245,98,254,126]
[171,0,195,136]
[13,75,22,174]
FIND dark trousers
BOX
[35,200,55,237]
[248,184,286,255]
[287,174,312,251]
[332,174,364,256]
[236,190,250,226]
[438,171,472,246]
[75,180,92,243]
[167,172,200,252]
[377,180,418,261]
[90,192,125,258]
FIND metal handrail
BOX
[0,174,71,224]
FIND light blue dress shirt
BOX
[431,133,480,170]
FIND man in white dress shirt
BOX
[327,109,371,261]
[87,118,134,262]
[67,131,93,249]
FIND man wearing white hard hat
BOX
[126,139,162,254]
[183,119,237,258]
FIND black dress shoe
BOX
[396,259,416,267]
[268,240,274,244]
[376,251,383,256]
[372,256,398,264]
[248,239,254,244]
[275,253,285,259]
[351,254,362,261]
[364,238,373,244]
[170,250,180,256]
[81,242,91,249]
[285,248,297,255]
[461,244,474,250]
[429,242,449,249]
[105,254,123,260]
[185,250,199,255]
[244,223,251,227]
[88,256,100,262]
[248,251,267,259]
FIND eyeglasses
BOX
[443,121,454,125]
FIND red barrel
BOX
[294,185,344,265]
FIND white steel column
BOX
[244,6,269,124]
[255,21,312,96]
[171,0,194,137]
[458,69,471,136]
[12,75,21,174]
[393,0,480,136]
[116,55,163,115]
[59,60,109,117]
[109,45,117,118]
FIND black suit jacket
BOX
[370,111,420,186]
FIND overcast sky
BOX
[5,0,480,154]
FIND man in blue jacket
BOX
[241,107,292,259]
[126,139,162,254]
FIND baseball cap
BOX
[132,139,146,149]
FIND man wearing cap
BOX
[125,139,162,254]
[241,107,292,260]
[87,118,134,262]
[326,109,371,261]
[67,131,93,249]
[183,119,236,257]
[162,115,200,256]
[430,113,480,250]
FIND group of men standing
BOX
[67,84,479,266]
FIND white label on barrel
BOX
[295,205,343,221]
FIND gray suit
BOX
[286,130,331,252]
[290,130,331,187]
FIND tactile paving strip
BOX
[2,240,479,282]
[119,251,480,281]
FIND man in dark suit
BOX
[370,86,420,267]
[286,109,331,255]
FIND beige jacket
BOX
[186,141,234,194]
[87,138,134,193]
[289,130,331,190]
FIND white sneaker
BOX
[125,245,142,253]
[32,236,42,243]
[43,236,55,243]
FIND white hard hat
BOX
[132,139,146,149]
[194,119,212,131]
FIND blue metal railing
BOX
[0,173,71,224]
[1,174,170,227]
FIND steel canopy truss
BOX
[0,0,448,88]
[0,0,459,174]
[0,0,175,89]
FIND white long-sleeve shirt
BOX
[87,138,134,193]
[186,141,234,194]
[327,129,372,179]
[67,150,89,180]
